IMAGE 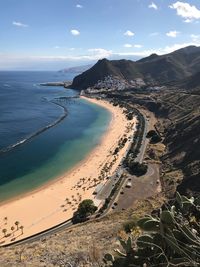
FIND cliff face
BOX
[71,45,200,90]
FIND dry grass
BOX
[162,169,184,198]
[0,196,165,267]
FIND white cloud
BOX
[12,21,28,27]
[160,42,200,54]
[49,48,112,60]
[0,49,112,65]
[149,32,159,37]
[134,44,143,48]
[169,2,200,23]
[190,34,200,42]
[87,48,113,60]
[54,46,60,49]
[70,29,80,36]
[123,44,143,48]
[116,42,200,58]
[1,42,200,70]
[184,18,193,23]
[124,44,132,48]
[148,2,158,10]
[124,30,135,37]
[166,30,180,38]
[76,4,83,8]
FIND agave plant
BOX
[103,192,200,267]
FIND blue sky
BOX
[1,0,200,70]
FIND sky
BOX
[1,0,200,70]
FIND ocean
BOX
[0,71,111,202]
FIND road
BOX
[99,110,150,213]
[3,220,73,248]
[4,108,149,248]
[113,163,160,211]
[135,116,149,163]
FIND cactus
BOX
[118,236,132,255]
[103,193,200,266]
[103,253,115,264]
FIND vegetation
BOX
[125,108,145,162]
[123,219,137,233]
[126,113,134,120]
[15,221,20,230]
[72,199,97,224]
[98,177,123,215]
[146,130,156,138]
[147,130,162,144]
[127,161,148,176]
[104,193,200,267]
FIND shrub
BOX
[146,130,157,138]
[72,199,97,224]
[146,130,162,143]
[104,193,200,267]
[128,161,148,176]
[123,219,137,233]
[151,134,162,143]
[126,113,133,120]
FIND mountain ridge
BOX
[59,64,93,74]
[70,45,200,90]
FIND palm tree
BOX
[15,221,20,230]
[4,217,8,225]
[11,226,15,237]
[19,226,24,235]
[2,228,7,237]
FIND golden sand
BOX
[0,96,136,245]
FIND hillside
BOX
[1,46,200,266]
[71,45,200,90]
[99,84,200,196]
[59,64,93,74]
[2,83,200,265]
[175,71,200,92]
[0,199,164,266]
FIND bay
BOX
[0,71,111,202]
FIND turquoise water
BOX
[0,72,111,202]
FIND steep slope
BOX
[70,58,139,90]
[178,72,200,91]
[127,89,200,195]
[71,59,120,89]
[158,91,200,195]
[137,46,200,83]
[70,45,200,90]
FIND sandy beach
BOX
[0,96,136,245]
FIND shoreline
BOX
[0,96,112,207]
[0,96,136,245]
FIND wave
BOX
[0,99,68,156]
